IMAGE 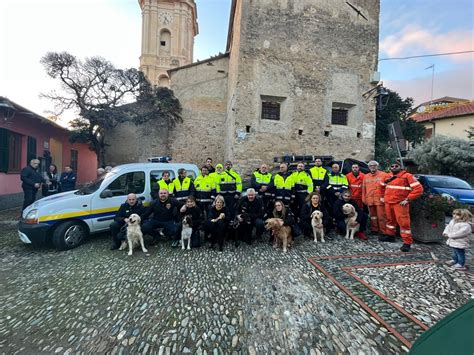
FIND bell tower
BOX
[139,0,198,87]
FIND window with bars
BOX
[70,149,78,172]
[261,101,281,120]
[331,109,349,125]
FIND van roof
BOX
[111,162,198,171]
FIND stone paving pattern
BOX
[0,208,472,354]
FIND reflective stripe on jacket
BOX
[193,175,215,203]
[326,173,348,191]
[291,171,314,193]
[362,170,389,206]
[273,173,294,202]
[381,171,423,204]
[172,177,192,200]
[309,166,327,187]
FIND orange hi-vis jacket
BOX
[362,170,389,206]
[346,172,365,201]
[380,171,423,204]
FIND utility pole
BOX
[425,64,435,106]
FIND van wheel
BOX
[52,221,88,250]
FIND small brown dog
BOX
[310,210,325,243]
[265,218,293,252]
[342,204,359,240]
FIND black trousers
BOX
[22,188,38,211]
[206,220,227,248]
[110,221,126,245]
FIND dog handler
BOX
[109,193,146,250]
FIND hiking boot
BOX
[445,260,456,266]
[379,235,396,243]
[400,243,411,252]
[356,231,368,240]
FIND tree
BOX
[375,89,424,168]
[41,52,182,166]
[466,126,474,140]
[409,135,474,181]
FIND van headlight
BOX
[441,193,455,201]
[23,209,39,224]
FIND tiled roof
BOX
[415,96,469,108]
[411,102,474,123]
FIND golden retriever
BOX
[342,204,359,240]
[265,218,292,252]
[310,210,325,243]
[119,213,148,256]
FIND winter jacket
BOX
[142,197,179,222]
[362,170,389,206]
[180,205,203,228]
[333,198,364,224]
[236,196,265,222]
[21,165,45,190]
[208,206,230,225]
[444,220,472,249]
[114,201,146,224]
[381,171,423,204]
[272,208,296,227]
[60,171,77,192]
[300,202,331,228]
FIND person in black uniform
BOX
[20,159,46,211]
[109,193,146,250]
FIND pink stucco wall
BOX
[0,112,97,195]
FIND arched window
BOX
[159,30,171,56]
[158,75,170,87]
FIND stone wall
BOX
[168,55,229,166]
[225,0,380,174]
[104,117,169,165]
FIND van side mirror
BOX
[100,189,113,198]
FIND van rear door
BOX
[90,170,147,231]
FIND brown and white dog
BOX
[119,213,148,256]
[342,204,359,240]
[310,210,325,243]
[181,215,193,250]
[265,218,293,253]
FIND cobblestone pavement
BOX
[0,208,472,354]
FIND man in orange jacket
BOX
[362,160,389,238]
[346,163,365,210]
[381,162,423,252]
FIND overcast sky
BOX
[0,0,472,125]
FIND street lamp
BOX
[0,98,16,122]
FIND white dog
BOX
[342,204,360,240]
[181,215,193,250]
[119,213,148,256]
[311,210,325,243]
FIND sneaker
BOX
[400,244,411,252]
[445,260,456,266]
[453,264,467,271]
[171,240,180,248]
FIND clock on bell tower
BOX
[139,0,198,87]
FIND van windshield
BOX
[76,172,115,195]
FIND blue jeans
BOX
[452,248,466,266]
[141,220,177,239]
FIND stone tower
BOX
[138,0,198,87]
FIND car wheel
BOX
[52,221,88,251]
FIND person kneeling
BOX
[300,192,331,238]
[110,193,146,250]
[270,200,301,243]
[206,195,230,251]
[235,188,265,245]
[141,189,179,246]
[177,196,203,248]
[333,190,368,240]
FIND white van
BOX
[19,162,199,250]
